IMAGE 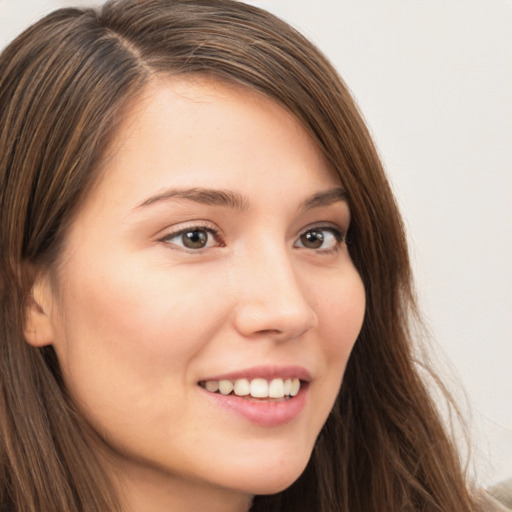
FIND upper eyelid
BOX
[296,221,346,237]
[158,224,223,254]
[164,225,218,237]
[157,222,223,248]
[294,223,347,251]
[158,221,222,238]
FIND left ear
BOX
[23,274,56,347]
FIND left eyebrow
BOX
[298,187,348,212]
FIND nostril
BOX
[233,306,316,342]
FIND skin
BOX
[26,78,366,512]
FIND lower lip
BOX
[199,384,308,427]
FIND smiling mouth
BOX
[198,377,301,401]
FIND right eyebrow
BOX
[298,187,348,212]
[134,187,250,212]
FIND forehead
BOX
[112,76,317,160]
[79,76,340,216]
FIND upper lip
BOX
[199,365,312,383]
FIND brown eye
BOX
[299,230,324,249]
[295,227,343,251]
[182,229,208,249]
[161,226,220,251]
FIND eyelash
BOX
[158,223,347,254]
[158,223,223,253]
[295,225,346,254]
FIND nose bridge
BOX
[231,239,317,340]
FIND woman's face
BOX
[38,78,365,508]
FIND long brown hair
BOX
[0,1,481,510]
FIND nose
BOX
[231,246,318,342]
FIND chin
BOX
[227,454,310,496]
[246,477,302,496]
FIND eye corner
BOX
[344,227,355,247]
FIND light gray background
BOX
[1,0,510,486]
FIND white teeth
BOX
[202,377,302,399]
[250,378,268,398]
[218,380,234,395]
[268,378,285,398]
[234,378,250,396]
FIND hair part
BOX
[0,1,479,511]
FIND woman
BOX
[0,0,498,511]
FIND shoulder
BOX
[486,479,512,512]
[483,494,512,512]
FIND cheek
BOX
[318,269,365,360]
[50,259,235,456]
[52,255,229,398]
[311,267,365,421]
